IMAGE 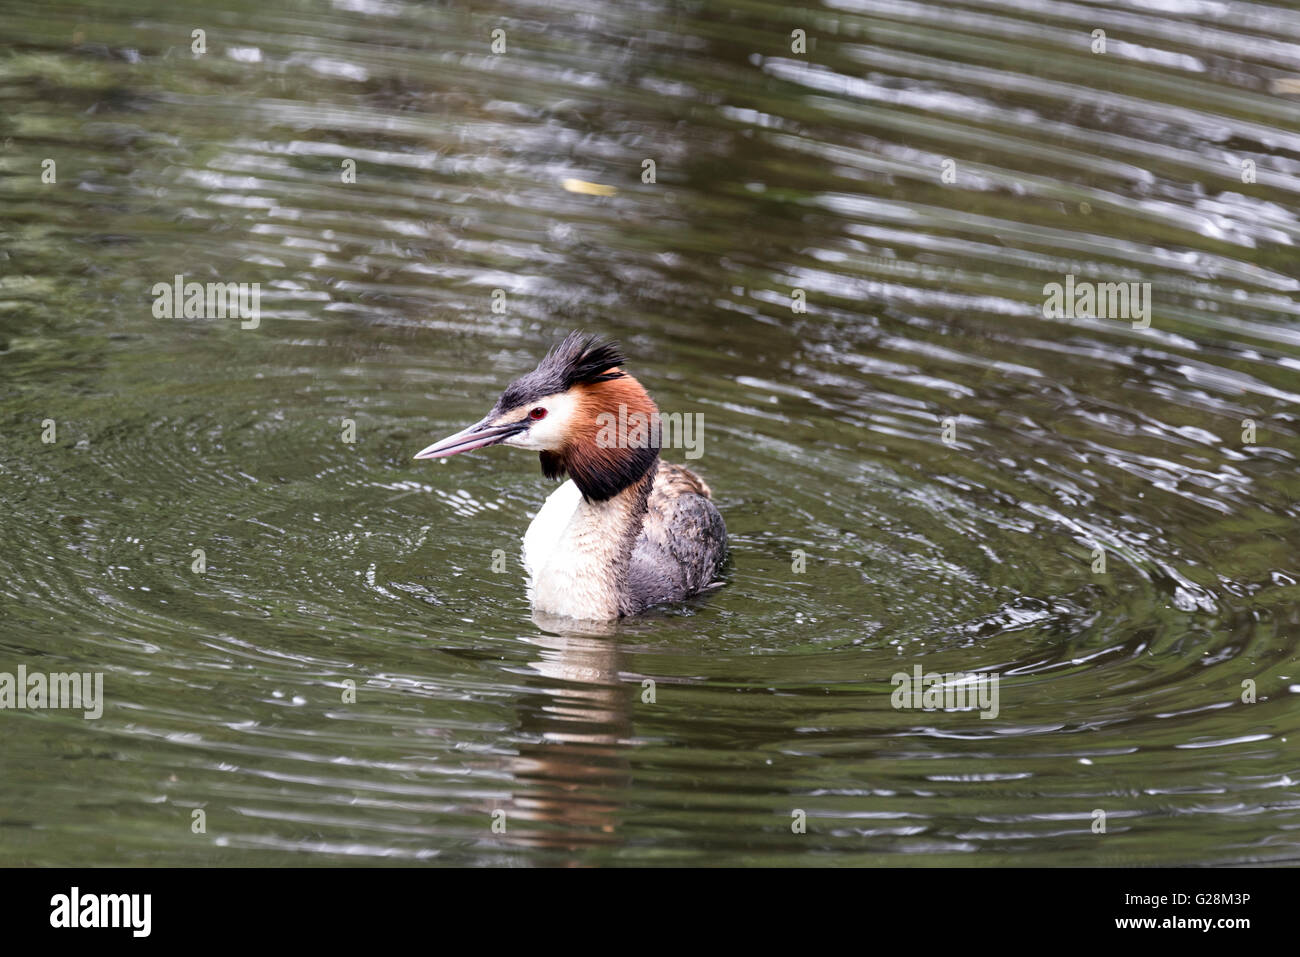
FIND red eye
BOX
[529,407,547,420]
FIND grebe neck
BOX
[527,458,657,619]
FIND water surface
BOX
[1,0,1298,865]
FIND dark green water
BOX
[1,0,1298,865]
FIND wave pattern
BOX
[0,0,1297,864]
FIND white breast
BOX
[521,479,625,620]
[522,479,583,578]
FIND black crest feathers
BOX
[546,331,627,389]
[494,331,626,412]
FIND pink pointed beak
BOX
[413,417,527,460]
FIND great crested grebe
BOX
[414,332,727,621]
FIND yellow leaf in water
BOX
[563,178,617,197]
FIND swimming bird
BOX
[414,332,727,621]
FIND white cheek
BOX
[522,417,565,449]
[501,391,579,451]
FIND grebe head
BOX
[414,331,660,501]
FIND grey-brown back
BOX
[625,461,727,613]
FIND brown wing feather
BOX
[624,461,727,612]
[652,460,712,501]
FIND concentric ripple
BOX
[0,0,1297,865]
